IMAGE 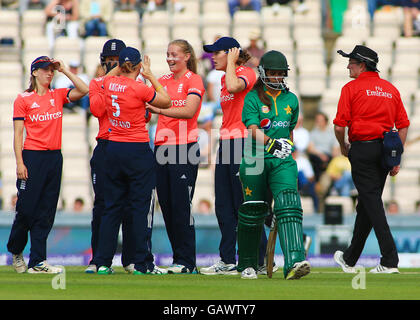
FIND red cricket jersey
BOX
[219,66,256,140]
[154,71,205,146]
[89,76,109,140]
[103,75,156,143]
[13,88,70,150]
[333,72,410,142]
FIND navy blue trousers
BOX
[89,139,136,267]
[95,141,156,272]
[215,138,267,265]
[7,150,62,268]
[155,142,199,269]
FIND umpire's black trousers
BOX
[344,140,399,268]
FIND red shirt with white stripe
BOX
[13,88,70,150]
[103,75,156,143]
[333,72,410,142]
[219,66,256,140]
[154,71,205,145]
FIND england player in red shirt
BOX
[8,56,88,274]
[94,47,171,275]
[86,39,142,274]
[200,37,267,275]
[147,39,205,274]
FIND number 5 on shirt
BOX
[111,95,120,117]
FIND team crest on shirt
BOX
[177,83,183,93]
[261,105,270,113]
[260,118,271,130]
[50,99,55,107]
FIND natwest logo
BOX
[28,111,62,122]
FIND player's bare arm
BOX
[225,48,245,93]
[13,120,28,180]
[148,94,200,119]
[52,59,89,101]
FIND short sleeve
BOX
[187,74,205,98]
[242,92,260,128]
[13,94,26,120]
[333,85,351,127]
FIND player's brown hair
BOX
[169,39,197,74]
[120,61,139,74]
[236,48,252,66]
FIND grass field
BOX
[1,266,420,300]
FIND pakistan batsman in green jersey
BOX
[237,50,310,280]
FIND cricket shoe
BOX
[199,260,238,275]
[241,267,258,279]
[257,264,279,275]
[84,264,96,274]
[134,265,168,275]
[167,264,198,274]
[124,264,135,274]
[149,266,168,274]
[334,251,357,274]
[285,260,310,280]
[27,261,63,274]
[369,264,399,274]
[12,253,27,273]
[97,266,115,275]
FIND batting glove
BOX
[264,138,294,159]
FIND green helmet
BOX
[258,50,290,91]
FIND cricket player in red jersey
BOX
[200,37,267,275]
[147,39,205,274]
[95,47,171,275]
[8,56,88,274]
[86,39,143,274]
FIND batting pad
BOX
[237,201,268,272]
[275,190,306,278]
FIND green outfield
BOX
[1,266,420,300]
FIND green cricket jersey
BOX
[242,87,300,159]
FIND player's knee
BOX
[238,200,269,225]
[274,189,302,219]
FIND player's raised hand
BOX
[227,47,240,66]
[141,55,154,80]
[50,59,65,72]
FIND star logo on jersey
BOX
[30,102,40,109]
[284,105,292,115]
[261,105,270,113]
[245,187,252,196]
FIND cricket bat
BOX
[265,215,277,278]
